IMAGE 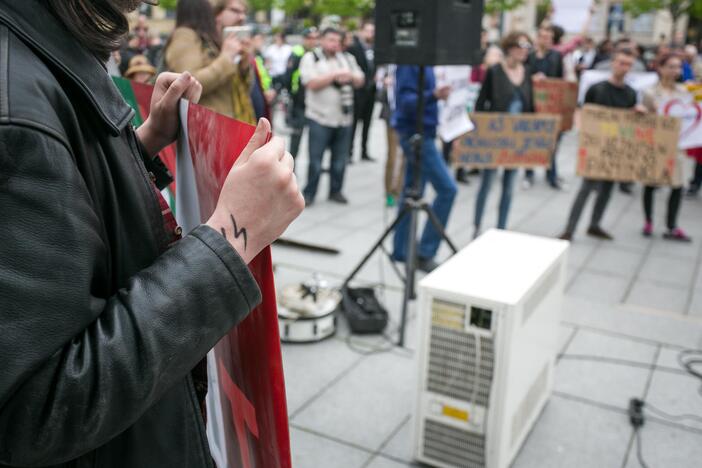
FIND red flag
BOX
[120,79,291,468]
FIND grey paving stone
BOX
[379,418,414,463]
[608,219,654,251]
[566,266,580,285]
[562,297,702,350]
[365,455,413,468]
[688,291,702,318]
[625,280,689,315]
[645,369,702,432]
[554,358,650,410]
[564,242,597,269]
[290,427,370,468]
[655,346,691,372]
[623,420,702,468]
[512,395,630,468]
[585,245,644,277]
[638,254,697,288]
[562,329,657,365]
[567,270,629,303]
[292,351,415,452]
[648,234,702,260]
[282,338,361,415]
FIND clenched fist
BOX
[206,118,304,264]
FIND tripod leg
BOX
[343,206,410,288]
[398,204,420,347]
[422,203,459,254]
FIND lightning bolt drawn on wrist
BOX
[220,214,248,251]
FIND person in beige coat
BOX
[641,53,692,241]
[164,0,255,124]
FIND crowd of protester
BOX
[110,1,702,271]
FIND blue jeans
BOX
[525,132,563,185]
[474,169,517,230]
[304,119,352,200]
[393,134,457,261]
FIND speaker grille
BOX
[428,301,495,407]
[423,419,486,468]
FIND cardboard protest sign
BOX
[435,66,475,142]
[114,77,292,468]
[578,70,658,104]
[452,113,561,168]
[660,92,702,150]
[577,104,680,185]
[533,79,578,131]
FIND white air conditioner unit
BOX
[413,229,569,468]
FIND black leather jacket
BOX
[0,2,261,466]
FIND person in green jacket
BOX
[285,27,319,159]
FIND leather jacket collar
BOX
[0,0,134,136]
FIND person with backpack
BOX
[299,27,364,206]
[285,27,319,159]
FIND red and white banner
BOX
[176,100,291,468]
[120,79,291,468]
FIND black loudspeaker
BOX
[374,0,484,66]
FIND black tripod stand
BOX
[343,66,458,347]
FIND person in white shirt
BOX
[264,32,292,92]
[299,27,364,206]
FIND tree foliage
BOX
[159,0,178,10]
[622,0,699,20]
[484,0,526,15]
[273,0,373,17]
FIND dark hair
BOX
[658,53,682,68]
[175,0,221,48]
[501,31,529,53]
[614,37,633,49]
[46,0,141,61]
[322,27,343,37]
[551,25,565,45]
[613,48,635,59]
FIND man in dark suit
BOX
[347,20,377,162]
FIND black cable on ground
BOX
[679,349,702,397]
[635,428,649,468]
[642,401,702,425]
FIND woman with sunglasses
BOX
[472,31,534,238]
[641,54,692,241]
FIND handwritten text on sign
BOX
[577,104,680,185]
[452,113,561,168]
[533,79,578,131]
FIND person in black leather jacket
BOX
[0,1,304,467]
